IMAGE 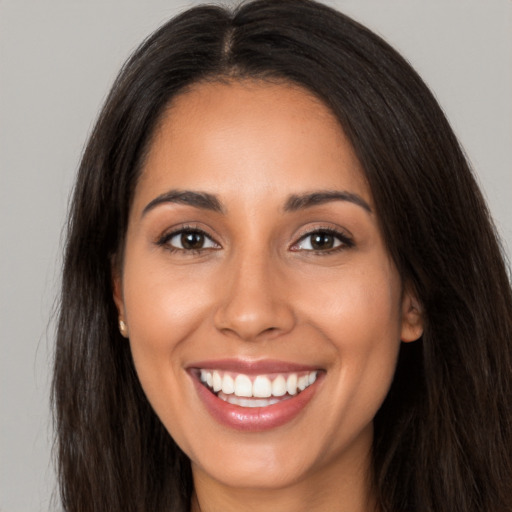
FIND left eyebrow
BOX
[284,190,372,214]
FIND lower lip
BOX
[191,373,322,432]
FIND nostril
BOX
[216,321,292,342]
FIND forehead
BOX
[133,79,371,213]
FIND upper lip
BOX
[187,358,322,375]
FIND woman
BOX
[52,0,512,511]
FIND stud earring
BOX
[119,319,128,337]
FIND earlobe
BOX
[118,319,129,338]
[400,289,424,343]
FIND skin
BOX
[113,80,423,512]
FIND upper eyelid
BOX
[157,225,219,245]
[293,225,353,242]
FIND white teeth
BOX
[218,392,284,408]
[212,371,222,392]
[222,374,235,394]
[198,369,320,401]
[234,374,253,397]
[286,373,298,395]
[253,376,272,398]
[271,375,287,397]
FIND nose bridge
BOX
[214,244,295,341]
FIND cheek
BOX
[297,263,402,344]
[120,259,216,443]
[295,264,402,402]
[123,257,216,352]
[119,253,214,415]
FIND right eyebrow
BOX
[141,189,224,218]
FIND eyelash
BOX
[156,226,354,255]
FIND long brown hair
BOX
[53,1,512,510]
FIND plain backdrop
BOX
[1,1,511,510]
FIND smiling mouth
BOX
[197,369,319,408]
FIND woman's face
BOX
[114,80,422,493]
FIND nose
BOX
[213,252,296,342]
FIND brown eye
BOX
[181,232,205,250]
[162,229,219,252]
[310,233,336,250]
[292,229,353,253]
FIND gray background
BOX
[1,1,511,510]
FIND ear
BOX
[400,286,424,343]
[112,271,124,316]
[112,261,128,337]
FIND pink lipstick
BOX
[188,359,324,431]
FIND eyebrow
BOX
[141,188,372,218]
[142,190,224,217]
[284,190,372,213]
